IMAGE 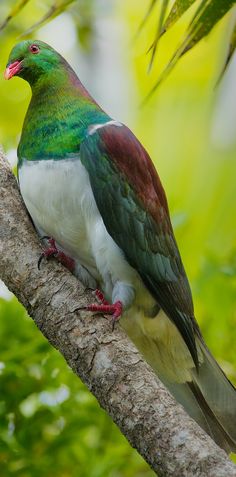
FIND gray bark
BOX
[0,149,236,477]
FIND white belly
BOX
[18,157,99,275]
[18,157,143,304]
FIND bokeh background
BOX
[0,1,236,476]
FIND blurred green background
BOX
[0,1,236,476]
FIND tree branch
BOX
[0,148,235,477]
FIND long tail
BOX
[155,337,236,453]
[122,310,236,453]
[192,337,236,452]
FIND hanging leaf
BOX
[162,0,196,34]
[217,11,236,81]
[144,0,236,99]
[181,0,236,55]
[143,43,184,103]
[136,0,158,38]
[148,0,170,71]
[21,0,76,36]
[0,0,31,31]
[225,23,236,68]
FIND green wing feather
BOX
[80,123,198,367]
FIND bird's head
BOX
[4,40,63,85]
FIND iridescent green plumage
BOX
[7,40,109,165]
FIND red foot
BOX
[38,237,75,271]
[95,289,109,305]
[85,300,123,330]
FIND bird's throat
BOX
[18,74,109,165]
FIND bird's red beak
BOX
[4,60,22,80]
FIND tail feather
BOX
[162,375,236,453]
[159,338,236,453]
[188,380,236,453]
[192,337,236,451]
[159,376,219,438]
[122,309,236,453]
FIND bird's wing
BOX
[80,123,198,366]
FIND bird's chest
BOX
[18,158,99,266]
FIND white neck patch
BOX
[88,120,123,136]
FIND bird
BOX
[5,40,236,453]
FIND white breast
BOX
[18,157,141,297]
[18,158,101,276]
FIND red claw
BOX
[38,237,75,271]
[85,300,123,330]
[95,289,109,305]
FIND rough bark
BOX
[0,148,235,477]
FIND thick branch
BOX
[0,149,235,477]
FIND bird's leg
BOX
[95,288,109,305]
[80,299,123,331]
[38,236,75,271]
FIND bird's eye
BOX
[29,44,40,54]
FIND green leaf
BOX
[162,0,196,33]
[136,0,158,38]
[182,0,236,55]
[0,0,31,31]
[219,14,236,78]
[148,0,170,71]
[226,23,236,64]
[146,0,236,99]
[21,0,76,36]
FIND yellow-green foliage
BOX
[0,1,235,475]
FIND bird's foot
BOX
[81,300,123,331]
[38,236,75,271]
[95,288,109,305]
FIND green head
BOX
[5,40,66,86]
[6,40,109,164]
